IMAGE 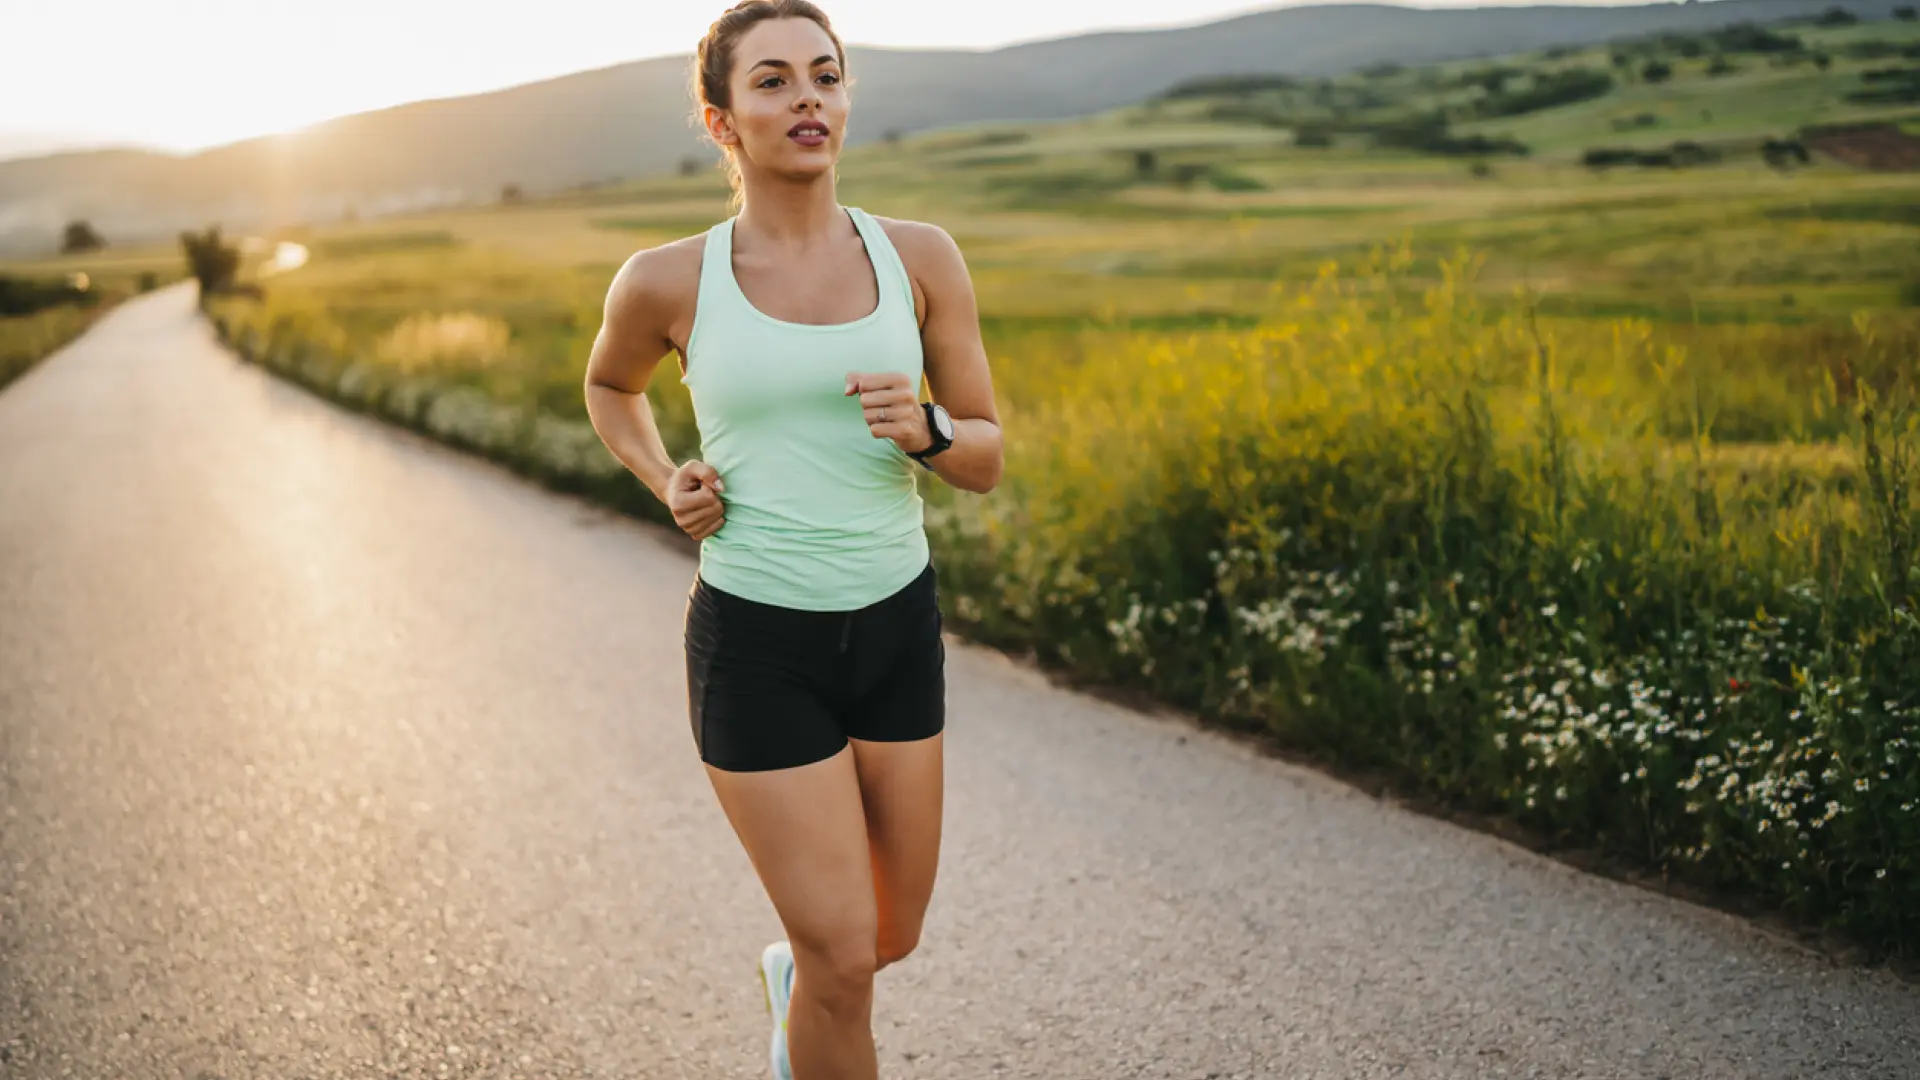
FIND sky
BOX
[3,0,1612,158]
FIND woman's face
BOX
[709,18,848,182]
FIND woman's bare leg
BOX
[850,733,944,970]
[706,747,879,1080]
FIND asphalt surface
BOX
[3,285,1917,1080]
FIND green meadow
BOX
[0,248,184,390]
[19,13,1920,954]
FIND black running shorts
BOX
[683,560,947,773]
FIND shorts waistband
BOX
[692,558,935,620]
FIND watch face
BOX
[933,406,956,440]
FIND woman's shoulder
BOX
[865,214,967,284]
[608,232,709,310]
[618,230,710,289]
[866,213,959,257]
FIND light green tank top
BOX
[681,206,930,611]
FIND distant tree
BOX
[1707,54,1738,76]
[179,226,240,299]
[1642,59,1675,82]
[1813,52,1833,70]
[1161,73,1301,99]
[1713,23,1801,53]
[1475,67,1614,118]
[1897,5,1918,20]
[883,128,903,146]
[1134,149,1159,177]
[1761,137,1812,168]
[500,183,524,204]
[679,156,700,177]
[1815,6,1858,25]
[1469,160,1495,178]
[1845,39,1906,59]
[1669,140,1718,167]
[61,220,104,254]
[1170,162,1209,189]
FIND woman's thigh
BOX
[705,747,877,959]
[849,733,943,962]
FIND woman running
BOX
[582,3,1003,1077]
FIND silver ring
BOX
[880,407,888,422]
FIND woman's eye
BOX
[818,73,839,85]
[758,76,783,89]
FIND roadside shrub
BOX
[0,274,91,317]
[180,226,241,298]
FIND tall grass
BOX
[927,249,1919,951]
[1,306,100,392]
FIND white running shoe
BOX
[758,940,796,1080]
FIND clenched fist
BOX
[668,460,726,540]
[846,371,931,455]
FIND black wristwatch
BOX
[908,403,955,469]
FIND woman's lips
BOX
[789,121,829,147]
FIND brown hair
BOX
[692,1,848,205]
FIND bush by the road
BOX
[181,226,242,298]
[0,273,95,317]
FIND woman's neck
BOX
[733,171,847,250]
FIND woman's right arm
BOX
[583,245,726,540]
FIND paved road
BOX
[2,286,1917,1080]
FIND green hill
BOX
[2,0,1915,257]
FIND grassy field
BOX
[33,11,1920,955]
[0,249,186,391]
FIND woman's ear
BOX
[702,104,739,150]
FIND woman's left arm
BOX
[903,222,1003,494]
[849,220,1004,493]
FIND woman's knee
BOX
[794,933,878,1015]
[874,925,921,971]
